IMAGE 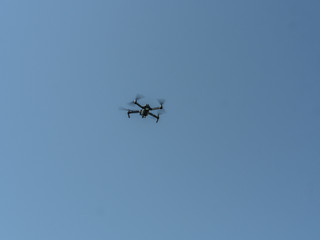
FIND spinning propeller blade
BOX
[135,94,144,101]
[128,94,144,105]
[119,107,131,111]
[158,98,165,104]
[157,98,165,109]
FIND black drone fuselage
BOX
[140,104,151,118]
[126,100,163,123]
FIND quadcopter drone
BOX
[120,95,165,123]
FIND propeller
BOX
[135,94,144,100]
[119,107,131,111]
[157,98,165,109]
[157,99,166,115]
[129,94,144,105]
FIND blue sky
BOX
[1,0,320,239]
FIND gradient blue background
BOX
[1,1,320,239]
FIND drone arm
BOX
[128,110,139,118]
[150,106,162,110]
[134,101,143,108]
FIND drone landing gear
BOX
[149,112,159,123]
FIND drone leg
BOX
[149,112,160,123]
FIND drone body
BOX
[121,96,165,123]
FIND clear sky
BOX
[1,0,319,239]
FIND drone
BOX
[120,95,165,123]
